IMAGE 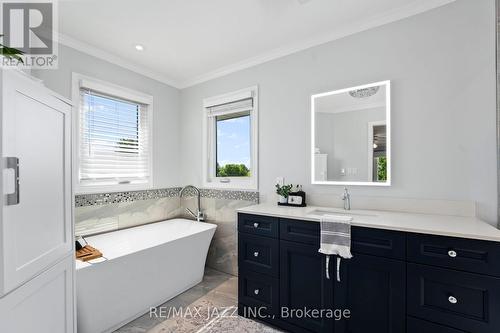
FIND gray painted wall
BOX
[32,44,181,189]
[180,0,498,225]
[496,0,500,228]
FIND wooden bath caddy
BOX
[76,245,103,262]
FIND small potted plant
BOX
[275,183,293,204]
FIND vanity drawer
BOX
[407,263,500,333]
[238,233,279,277]
[407,317,470,333]
[351,226,406,260]
[407,233,500,277]
[280,219,405,260]
[280,218,320,245]
[238,269,279,314]
[238,213,279,238]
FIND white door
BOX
[0,70,73,295]
[0,255,75,333]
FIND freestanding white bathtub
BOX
[75,218,217,333]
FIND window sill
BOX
[75,182,153,195]
[203,180,258,191]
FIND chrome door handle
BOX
[5,157,20,205]
[253,222,259,228]
[336,257,341,282]
[448,295,458,304]
[448,250,457,258]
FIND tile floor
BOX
[114,268,281,333]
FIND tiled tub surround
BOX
[75,196,183,236]
[74,187,259,272]
[180,189,259,276]
[75,188,184,236]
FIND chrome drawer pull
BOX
[254,289,259,295]
[448,296,458,304]
[253,251,259,257]
[448,250,457,258]
[336,257,341,282]
[253,222,259,228]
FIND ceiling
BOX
[58,0,455,88]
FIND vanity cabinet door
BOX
[280,240,334,333]
[334,254,406,333]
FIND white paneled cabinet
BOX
[0,69,74,333]
[0,255,75,333]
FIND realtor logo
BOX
[3,2,53,54]
[1,1,58,68]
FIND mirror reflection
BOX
[312,81,390,185]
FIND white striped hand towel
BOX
[318,214,353,259]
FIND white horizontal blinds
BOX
[207,98,253,118]
[79,89,149,185]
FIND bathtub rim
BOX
[77,216,213,238]
[75,218,217,270]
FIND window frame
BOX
[202,86,258,190]
[72,73,154,194]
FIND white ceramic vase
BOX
[278,195,288,204]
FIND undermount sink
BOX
[307,209,378,218]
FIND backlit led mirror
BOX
[311,81,391,186]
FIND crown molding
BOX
[57,33,181,88]
[177,0,456,88]
[58,0,455,90]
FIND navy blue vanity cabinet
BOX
[279,240,334,333]
[238,213,407,333]
[238,213,281,322]
[238,213,500,333]
[406,233,500,333]
[407,263,500,332]
[279,217,407,332]
[333,228,407,333]
[334,253,406,333]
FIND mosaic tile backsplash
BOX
[75,187,182,207]
[75,187,259,207]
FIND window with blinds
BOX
[79,89,150,187]
[203,86,258,189]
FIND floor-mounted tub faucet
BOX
[180,185,205,222]
[342,187,351,210]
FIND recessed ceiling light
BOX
[135,44,144,51]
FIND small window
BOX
[73,74,153,193]
[203,87,258,189]
[216,111,251,177]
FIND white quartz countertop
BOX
[237,204,500,242]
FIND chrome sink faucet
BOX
[342,187,351,211]
[180,185,205,222]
